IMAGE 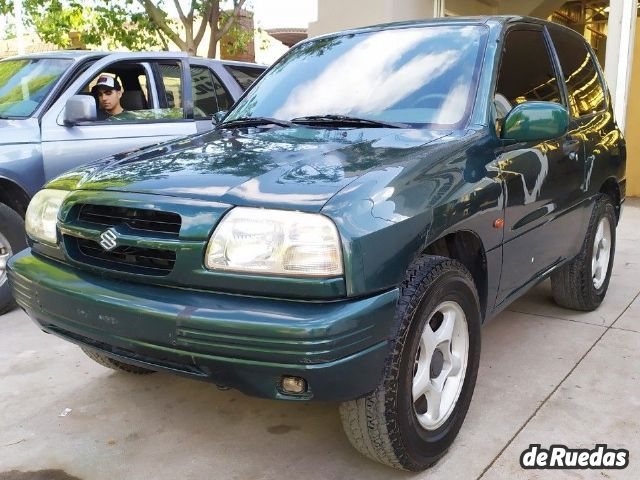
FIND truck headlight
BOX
[25,189,68,245]
[205,207,343,277]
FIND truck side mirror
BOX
[64,95,97,125]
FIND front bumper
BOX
[8,249,398,401]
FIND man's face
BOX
[97,88,122,112]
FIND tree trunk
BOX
[184,24,195,54]
[207,0,221,58]
[207,28,219,58]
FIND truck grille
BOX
[67,236,176,276]
[78,204,181,237]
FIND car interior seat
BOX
[120,90,148,111]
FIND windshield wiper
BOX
[218,116,297,129]
[291,114,409,129]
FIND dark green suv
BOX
[8,16,625,471]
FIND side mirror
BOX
[501,102,569,142]
[212,110,227,125]
[64,95,97,125]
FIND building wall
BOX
[308,0,436,37]
[309,0,567,36]
[0,35,60,59]
[445,0,494,16]
[624,18,640,197]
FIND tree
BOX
[141,0,249,57]
[0,15,15,39]
[0,0,250,57]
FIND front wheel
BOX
[80,347,156,375]
[0,204,27,315]
[339,256,481,471]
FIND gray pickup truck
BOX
[0,51,265,313]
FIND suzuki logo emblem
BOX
[99,228,118,251]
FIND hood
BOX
[48,126,452,212]
[0,118,41,145]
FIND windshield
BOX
[0,58,72,118]
[226,25,487,128]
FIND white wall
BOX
[308,0,436,37]
[309,0,569,37]
[446,0,494,16]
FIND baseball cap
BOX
[91,75,122,93]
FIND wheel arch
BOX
[599,177,622,224]
[0,177,31,218]
[422,230,488,320]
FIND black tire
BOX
[339,256,481,471]
[80,347,156,375]
[551,195,616,311]
[0,203,27,316]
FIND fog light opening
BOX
[281,376,307,394]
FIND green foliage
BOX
[0,0,163,50]
[0,0,252,56]
[1,18,16,39]
[0,73,56,103]
[221,11,254,56]
[112,108,184,120]
[0,60,24,85]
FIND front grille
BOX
[77,204,181,237]
[67,236,176,276]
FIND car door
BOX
[40,53,197,181]
[494,24,587,305]
[547,24,614,197]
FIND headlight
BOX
[205,207,343,277]
[25,189,69,245]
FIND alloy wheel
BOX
[412,300,469,430]
[592,217,611,290]
[0,232,12,287]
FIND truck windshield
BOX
[226,25,487,128]
[0,58,72,118]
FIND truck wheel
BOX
[80,347,156,375]
[551,195,616,311]
[339,256,481,471]
[0,204,27,315]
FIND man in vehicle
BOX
[91,75,126,120]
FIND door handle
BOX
[562,138,581,154]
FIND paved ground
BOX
[1,199,638,480]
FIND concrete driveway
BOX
[1,199,638,480]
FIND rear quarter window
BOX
[548,26,606,117]
[224,65,265,90]
[191,66,233,118]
